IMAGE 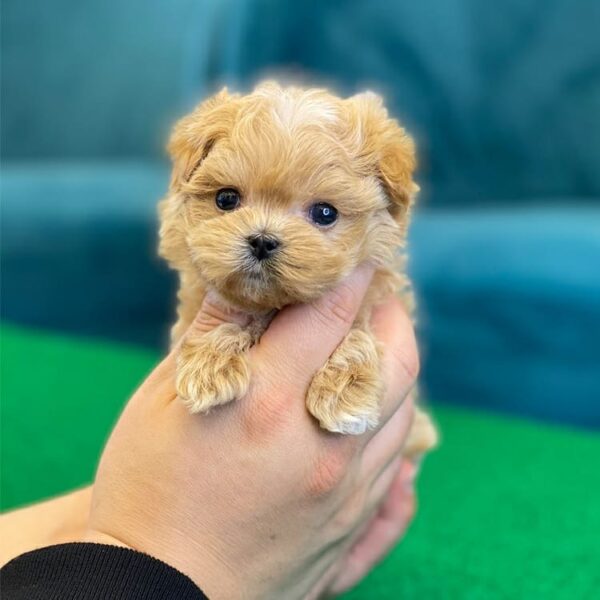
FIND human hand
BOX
[85,264,421,599]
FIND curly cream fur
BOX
[159,81,436,447]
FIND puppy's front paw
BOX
[307,329,382,435]
[176,324,252,414]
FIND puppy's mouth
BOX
[245,271,263,280]
[238,256,277,284]
[213,256,286,310]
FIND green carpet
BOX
[1,324,599,598]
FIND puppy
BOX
[159,82,436,452]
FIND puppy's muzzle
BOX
[247,234,281,261]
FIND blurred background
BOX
[3,0,599,426]
[1,2,600,596]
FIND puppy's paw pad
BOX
[176,351,250,414]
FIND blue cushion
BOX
[410,207,600,428]
[227,0,600,207]
[0,162,175,346]
[1,0,224,159]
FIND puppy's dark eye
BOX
[309,202,338,226]
[215,188,241,211]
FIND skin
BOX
[0,487,92,566]
[1,265,420,599]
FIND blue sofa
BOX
[2,0,599,427]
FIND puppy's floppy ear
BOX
[346,92,419,223]
[159,88,239,265]
[167,87,239,189]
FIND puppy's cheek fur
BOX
[187,218,248,285]
[271,223,357,302]
[365,210,404,265]
[158,194,190,269]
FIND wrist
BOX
[83,529,134,550]
[83,527,240,599]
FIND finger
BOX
[370,295,419,425]
[365,454,415,513]
[327,460,417,596]
[250,264,374,392]
[346,456,410,561]
[320,459,405,596]
[360,393,415,478]
[378,460,417,523]
[365,455,404,511]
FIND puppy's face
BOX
[159,83,417,312]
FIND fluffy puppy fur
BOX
[159,82,436,451]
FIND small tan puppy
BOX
[159,82,436,449]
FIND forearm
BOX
[0,486,92,566]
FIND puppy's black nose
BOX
[247,234,280,261]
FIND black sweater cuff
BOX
[1,543,207,599]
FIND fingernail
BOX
[402,461,418,492]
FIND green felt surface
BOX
[1,323,599,598]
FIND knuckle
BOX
[239,374,295,443]
[313,283,358,330]
[306,446,352,497]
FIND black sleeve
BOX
[0,543,208,599]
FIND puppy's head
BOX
[159,82,417,312]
